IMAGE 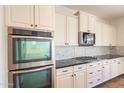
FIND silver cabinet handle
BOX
[98,70,101,72]
[89,82,93,84]
[78,67,82,69]
[97,79,101,81]
[89,72,93,74]
[62,70,68,72]
[30,24,33,27]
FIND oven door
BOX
[8,65,54,88]
[8,35,54,70]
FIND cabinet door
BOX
[102,64,111,82]
[74,70,86,88]
[110,61,118,78]
[111,26,117,46]
[35,5,55,31]
[95,21,102,46]
[5,5,34,28]
[54,13,66,46]
[79,12,88,32]
[101,23,110,46]
[57,74,73,88]
[118,58,124,75]
[88,15,96,33]
[67,16,78,46]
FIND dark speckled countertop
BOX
[56,55,124,69]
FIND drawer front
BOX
[103,60,109,65]
[74,64,86,71]
[87,62,102,69]
[87,67,102,78]
[87,62,97,68]
[57,66,73,76]
[87,77,96,88]
[95,75,103,85]
[87,68,97,78]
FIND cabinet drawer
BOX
[87,62,102,68]
[57,66,73,76]
[95,75,103,85]
[74,64,86,71]
[87,68,97,78]
[103,60,109,65]
[87,62,97,68]
[87,77,96,88]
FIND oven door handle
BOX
[10,35,53,40]
[11,65,53,74]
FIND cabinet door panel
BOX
[67,16,78,45]
[54,13,66,45]
[5,5,34,28]
[74,70,86,88]
[35,5,55,31]
[57,74,73,88]
[110,61,118,78]
[79,13,88,32]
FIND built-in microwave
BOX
[8,28,54,70]
[78,32,95,46]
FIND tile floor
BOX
[96,75,124,88]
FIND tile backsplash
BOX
[55,46,110,60]
[110,46,124,55]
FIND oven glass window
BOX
[13,68,52,88]
[13,38,52,64]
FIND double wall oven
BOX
[8,28,54,88]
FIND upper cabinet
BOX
[76,11,96,33]
[5,5,55,31]
[95,19,117,46]
[54,13,78,46]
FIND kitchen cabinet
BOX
[57,73,73,88]
[95,20,102,46]
[74,70,86,88]
[77,11,96,33]
[56,64,86,88]
[5,5,55,31]
[55,13,78,46]
[110,59,119,78]
[95,20,117,46]
[117,58,124,75]
[102,60,111,82]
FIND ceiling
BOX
[64,5,124,20]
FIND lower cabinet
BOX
[102,60,111,82]
[56,65,86,88]
[74,70,86,88]
[57,73,73,88]
[56,57,124,88]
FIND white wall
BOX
[0,6,8,88]
[111,17,124,46]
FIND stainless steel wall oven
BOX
[8,28,54,88]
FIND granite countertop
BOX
[56,55,124,69]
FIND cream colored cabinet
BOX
[5,5,55,31]
[56,64,86,88]
[55,13,78,46]
[57,73,73,88]
[67,16,78,46]
[102,61,111,82]
[77,11,96,33]
[54,13,66,45]
[110,59,118,78]
[5,5,34,28]
[117,58,124,75]
[74,70,86,88]
[95,20,102,46]
[35,6,55,31]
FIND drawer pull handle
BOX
[89,72,93,74]
[78,67,82,69]
[97,79,101,81]
[89,82,93,84]
[89,65,93,66]
[118,62,120,64]
[62,70,68,72]
[71,75,74,77]
[102,67,104,68]
[74,74,76,76]
[98,70,101,72]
